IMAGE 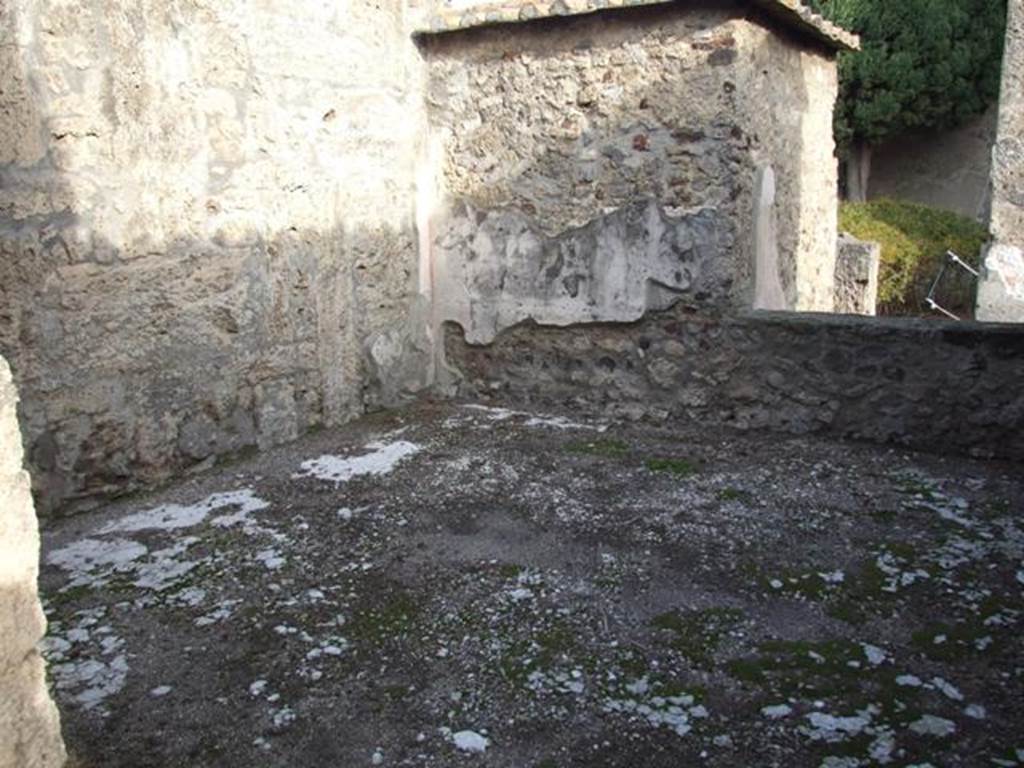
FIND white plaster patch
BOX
[930,677,963,702]
[452,730,489,753]
[908,715,956,737]
[255,548,286,570]
[803,710,873,743]
[99,489,269,534]
[295,441,422,483]
[861,643,887,666]
[47,538,148,580]
[964,704,987,720]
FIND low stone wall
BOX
[445,309,1024,461]
[0,356,65,768]
[835,234,879,315]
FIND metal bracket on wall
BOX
[926,250,980,321]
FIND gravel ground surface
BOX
[38,400,1024,768]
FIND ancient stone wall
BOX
[0,0,430,515]
[978,0,1024,322]
[420,2,840,347]
[446,309,1024,461]
[869,108,997,222]
[0,355,65,768]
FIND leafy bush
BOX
[838,198,989,317]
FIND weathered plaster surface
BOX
[870,108,997,222]
[0,355,65,768]
[0,0,430,514]
[978,0,1024,321]
[422,3,840,348]
[446,310,1024,461]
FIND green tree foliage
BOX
[809,0,1007,148]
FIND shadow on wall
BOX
[0,0,431,516]
[417,0,829,347]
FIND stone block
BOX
[977,243,1024,322]
[835,233,880,316]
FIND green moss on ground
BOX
[646,458,699,477]
[650,607,744,666]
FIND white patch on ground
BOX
[875,551,930,593]
[462,404,517,421]
[271,706,296,729]
[819,570,845,584]
[173,587,206,607]
[150,686,172,697]
[1017,569,1024,587]
[964,704,987,720]
[100,489,269,534]
[133,538,202,591]
[522,415,604,431]
[896,674,923,687]
[602,685,705,737]
[458,404,606,432]
[820,758,862,768]
[47,538,149,584]
[908,715,956,737]
[195,600,240,627]
[451,730,489,753]
[295,441,422,483]
[761,704,793,719]
[869,730,896,764]
[803,710,874,743]
[861,643,887,666]
[45,609,130,714]
[930,677,963,702]
[255,548,286,570]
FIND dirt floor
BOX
[38,400,1024,768]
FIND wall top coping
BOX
[742,310,1024,343]
[414,0,860,52]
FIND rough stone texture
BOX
[416,0,861,51]
[0,355,65,768]
[445,308,1024,461]
[869,107,997,222]
[834,234,880,315]
[421,3,842,346]
[0,0,431,515]
[978,0,1024,321]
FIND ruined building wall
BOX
[978,0,1024,322]
[446,310,1024,461]
[869,107,998,222]
[0,355,65,768]
[0,0,430,515]
[421,3,840,348]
